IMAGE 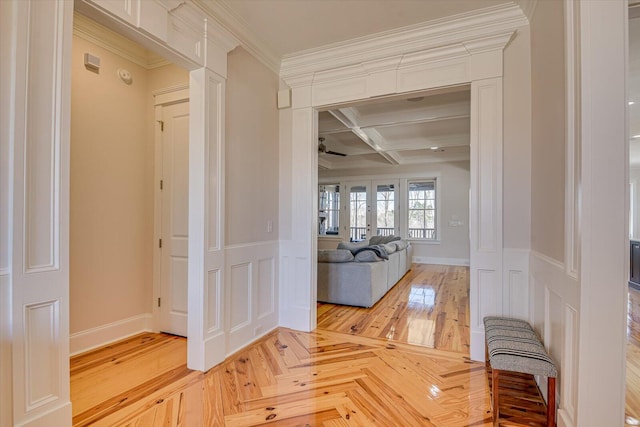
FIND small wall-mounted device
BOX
[83,53,100,73]
[117,68,133,85]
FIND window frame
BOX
[405,178,439,242]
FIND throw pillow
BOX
[354,250,382,262]
[337,240,369,254]
[382,243,397,254]
[392,240,408,250]
[317,249,354,263]
[369,235,385,245]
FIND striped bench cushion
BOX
[483,316,557,378]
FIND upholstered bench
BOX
[483,316,557,427]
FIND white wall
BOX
[224,46,280,354]
[318,161,470,265]
[226,47,279,246]
[69,33,188,351]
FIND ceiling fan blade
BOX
[326,150,347,157]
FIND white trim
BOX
[72,12,171,70]
[69,314,153,356]
[530,249,565,272]
[152,83,190,98]
[412,256,469,266]
[191,0,281,74]
[280,3,527,79]
[564,0,579,279]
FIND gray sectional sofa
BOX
[317,236,412,308]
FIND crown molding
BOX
[191,0,281,75]
[515,0,538,22]
[73,12,171,70]
[280,3,528,81]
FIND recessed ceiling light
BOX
[430,146,440,150]
[630,101,636,105]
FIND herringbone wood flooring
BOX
[70,264,551,426]
[627,287,640,425]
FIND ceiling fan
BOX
[318,137,346,156]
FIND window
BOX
[408,180,436,240]
[376,184,395,236]
[318,184,340,236]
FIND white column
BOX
[8,0,74,425]
[188,69,228,371]
[576,1,627,425]
[279,81,318,331]
[469,77,504,361]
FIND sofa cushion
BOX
[369,235,385,245]
[337,240,369,254]
[354,250,383,262]
[382,243,397,254]
[370,235,401,245]
[318,249,354,263]
[392,240,409,250]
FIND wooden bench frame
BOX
[484,318,557,427]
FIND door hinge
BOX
[159,238,162,248]
[157,297,161,307]
[157,120,164,131]
[160,179,163,190]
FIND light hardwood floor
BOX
[70,264,552,426]
[627,287,640,425]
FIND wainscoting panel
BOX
[503,248,529,320]
[530,251,579,427]
[206,269,221,334]
[229,263,251,332]
[226,241,279,355]
[25,301,60,410]
[257,258,275,320]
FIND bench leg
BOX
[492,368,500,426]
[547,376,556,427]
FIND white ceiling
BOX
[318,86,470,170]
[215,0,514,58]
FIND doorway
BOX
[314,88,472,351]
[69,12,190,353]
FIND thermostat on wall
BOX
[84,53,100,72]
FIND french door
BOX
[345,180,399,242]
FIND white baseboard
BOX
[412,256,470,266]
[69,313,153,356]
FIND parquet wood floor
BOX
[70,264,551,426]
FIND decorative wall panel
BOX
[229,263,251,331]
[257,258,275,319]
[25,301,60,410]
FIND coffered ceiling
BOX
[318,86,470,170]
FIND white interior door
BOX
[159,101,189,336]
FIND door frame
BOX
[152,85,189,334]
